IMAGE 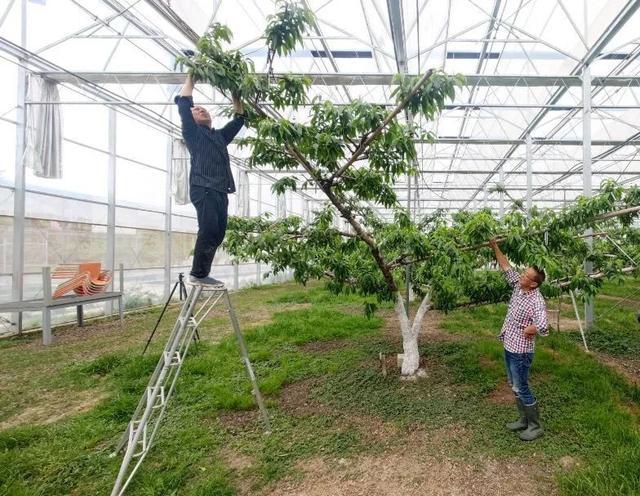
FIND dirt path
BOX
[263,453,557,496]
[594,352,640,386]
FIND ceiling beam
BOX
[386,0,407,73]
[39,72,640,87]
[258,169,640,175]
[461,0,640,208]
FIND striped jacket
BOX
[174,95,245,193]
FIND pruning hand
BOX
[524,324,537,339]
[232,94,244,115]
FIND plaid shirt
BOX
[499,269,548,353]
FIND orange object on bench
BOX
[52,262,112,298]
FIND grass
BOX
[554,278,640,357]
[0,279,638,495]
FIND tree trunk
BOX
[395,292,431,376]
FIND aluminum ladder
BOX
[110,285,270,496]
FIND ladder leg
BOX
[112,286,199,455]
[111,286,270,495]
[224,290,271,433]
[110,286,202,496]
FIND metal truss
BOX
[2,0,640,216]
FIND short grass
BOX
[555,276,640,357]
[0,279,638,495]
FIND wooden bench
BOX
[0,264,124,345]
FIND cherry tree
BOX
[180,1,640,376]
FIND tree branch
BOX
[387,230,613,270]
[330,69,434,183]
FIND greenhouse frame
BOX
[2,1,640,496]
[1,0,640,334]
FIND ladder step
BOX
[147,386,166,409]
[163,350,182,366]
[128,420,148,458]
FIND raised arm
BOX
[219,95,246,145]
[489,237,512,272]
[174,74,197,142]
[180,73,194,97]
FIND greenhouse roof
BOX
[2,0,640,215]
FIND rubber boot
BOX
[506,397,527,431]
[519,402,544,441]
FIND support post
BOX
[499,165,505,217]
[233,263,239,290]
[582,65,594,329]
[405,172,411,314]
[569,290,589,352]
[256,174,262,286]
[526,133,533,217]
[119,263,124,324]
[163,130,173,300]
[277,192,286,219]
[42,267,52,345]
[11,0,27,334]
[106,108,116,315]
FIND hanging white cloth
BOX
[172,138,190,205]
[276,192,287,218]
[25,75,62,178]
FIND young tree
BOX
[180,1,640,376]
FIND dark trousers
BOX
[190,185,228,278]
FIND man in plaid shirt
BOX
[490,237,548,441]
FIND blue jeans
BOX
[504,349,536,406]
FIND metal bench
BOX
[0,264,124,345]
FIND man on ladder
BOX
[174,73,246,287]
[110,80,266,496]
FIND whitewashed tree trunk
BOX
[395,292,431,376]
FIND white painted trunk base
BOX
[395,292,431,376]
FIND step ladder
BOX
[110,285,270,496]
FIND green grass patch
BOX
[1,279,639,495]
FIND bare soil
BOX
[262,433,557,496]
[0,388,107,430]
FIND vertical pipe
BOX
[303,199,310,224]
[405,173,411,313]
[11,0,27,333]
[582,65,594,329]
[526,133,533,217]
[570,289,589,352]
[256,174,261,286]
[106,109,117,314]
[164,136,172,300]
[42,266,52,345]
[499,165,505,217]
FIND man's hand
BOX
[490,236,512,271]
[232,94,244,115]
[180,73,194,97]
[524,324,537,339]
